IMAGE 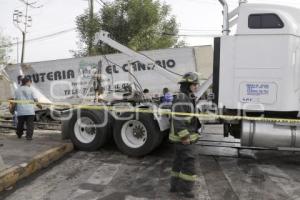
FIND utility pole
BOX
[88,0,94,56]
[13,0,42,65]
[89,0,94,24]
[21,2,28,65]
[13,37,20,63]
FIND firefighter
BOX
[169,72,201,198]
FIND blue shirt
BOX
[14,86,37,116]
[162,92,174,104]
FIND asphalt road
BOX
[2,127,300,200]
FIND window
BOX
[248,14,284,29]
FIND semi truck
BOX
[3,0,300,156]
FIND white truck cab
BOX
[217,3,300,114]
[215,1,300,149]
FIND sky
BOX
[1,0,300,63]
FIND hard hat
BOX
[178,72,200,84]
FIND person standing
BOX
[169,72,201,198]
[143,88,152,102]
[14,77,41,140]
[162,87,174,104]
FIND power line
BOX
[95,0,101,6]
[179,29,221,32]
[98,0,107,6]
[162,32,221,37]
[95,0,104,6]
[178,34,221,37]
[0,28,221,49]
[28,28,76,41]
[0,28,76,48]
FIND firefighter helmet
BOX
[178,72,200,84]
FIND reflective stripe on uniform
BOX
[169,134,181,142]
[171,170,180,177]
[189,133,200,142]
[177,116,192,123]
[179,172,197,182]
[172,171,197,181]
[178,129,189,138]
[169,132,200,143]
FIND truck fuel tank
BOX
[241,121,300,149]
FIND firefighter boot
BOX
[170,176,179,193]
[180,191,195,199]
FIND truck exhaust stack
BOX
[218,0,230,35]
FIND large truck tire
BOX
[61,109,76,140]
[113,112,162,157]
[154,127,166,148]
[106,112,115,143]
[68,109,110,151]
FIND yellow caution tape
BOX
[1,99,300,124]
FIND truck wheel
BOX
[69,109,110,151]
[113,112,161,157]
[154,127,165,148]
[106,112,115,143]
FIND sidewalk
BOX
[0,128,73,192]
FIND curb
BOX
[0,143,74,192]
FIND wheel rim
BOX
[74,117,96,144]
[121,120,148,149]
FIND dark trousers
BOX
[170,143,196,192]
[16,115,35,138]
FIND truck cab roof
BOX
[237,3,300,36]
